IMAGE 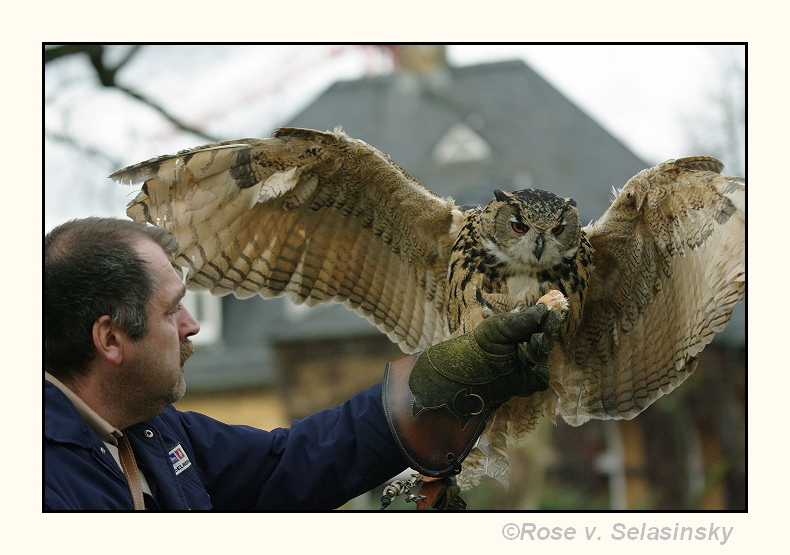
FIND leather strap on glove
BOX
[382,303,562,477]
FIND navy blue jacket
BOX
[44,380,408,510]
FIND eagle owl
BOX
[111,127,745,488]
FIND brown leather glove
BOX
[382,303,562,477]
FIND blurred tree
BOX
[685,48,745,175]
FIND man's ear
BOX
[92,315,126,366]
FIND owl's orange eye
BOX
[552,224,565,236]
[511,221,529,234]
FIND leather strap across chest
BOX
[117,434,145,510]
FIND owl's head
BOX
[480,188,581,270]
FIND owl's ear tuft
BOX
[494,189,511,202]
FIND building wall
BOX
[174,386,291,430]
[275,334,403,419]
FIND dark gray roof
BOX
[285,60,650,224]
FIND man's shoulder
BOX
[44,379,90,444]
[137,403,253,439]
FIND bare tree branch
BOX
[45,44,219,142]
[112,83,219,142]
[46,130,123,169]
[44,44,100,63]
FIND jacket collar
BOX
[44,378,109,450]
[44,372,122,446]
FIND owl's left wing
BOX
[111,127,462,353]
[554,157,745,426]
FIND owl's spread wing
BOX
[554,156,745,426]
[111,127,463,353]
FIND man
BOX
[44,217,561,510]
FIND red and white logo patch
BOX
[168,443,192,475]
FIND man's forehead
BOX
[133,238,185,290]
[171,262,185,280]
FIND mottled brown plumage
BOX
[111,128,745,488]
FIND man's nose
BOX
[180,307,201,339]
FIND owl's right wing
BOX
[554,157,745,426]
[111,127,463,353]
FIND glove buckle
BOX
[453,389,485,417]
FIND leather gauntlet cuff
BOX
[382,354,498,477]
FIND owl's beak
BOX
[533,236,545,261]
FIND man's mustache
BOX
[180,339,195,365]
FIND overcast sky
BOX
[44,44,744,232]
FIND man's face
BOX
[117,239,200,417]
